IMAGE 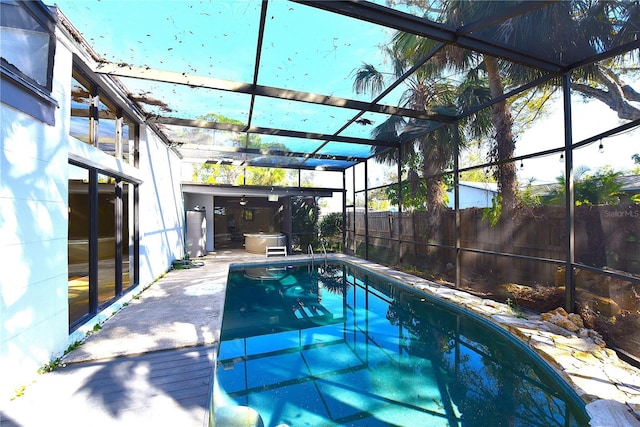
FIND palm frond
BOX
[352,63,385,97]
[370,115,406,162]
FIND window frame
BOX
[0,0,58,124]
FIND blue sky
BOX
[53,0,639,186]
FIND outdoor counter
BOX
[244,233,286,254]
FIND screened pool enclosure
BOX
[50,1,640,363]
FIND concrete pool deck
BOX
[2,250,639,426]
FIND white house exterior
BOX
[1,3,185,400]
[446,181,499,209]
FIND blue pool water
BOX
[215,261,588,426]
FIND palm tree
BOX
[353,61,460,246]
[353,36,497,250]
[390,18,521,218]
[387,0,638,217]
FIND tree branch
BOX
[571,71,640,121]
[622,84,640,103]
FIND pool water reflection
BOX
[215,262,588,426]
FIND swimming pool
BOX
[213,260,589,426]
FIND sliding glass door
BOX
[68,163,137,329]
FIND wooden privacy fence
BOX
[348,204,640,285]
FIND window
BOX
[122,116,136,164]
[70,70,138,163]
[97,99,118,156]
[70,73,92,144]
[0,0,54,88]
[0,0,57,123]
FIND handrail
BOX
[308,244,314,272]
[320,239,328,268]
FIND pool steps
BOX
[265,246,287,257]
[293,299,331,319]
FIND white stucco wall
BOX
[0,23,185,400]
[0,35,72,401]
[137,125,185,283]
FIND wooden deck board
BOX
[2,345,217,427]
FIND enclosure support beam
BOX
[352,166,356,256]
[454,122,461,290]
[342,170,346,255]
[562,72,576,312]
[397,144,403,265]
[364,161,369,260]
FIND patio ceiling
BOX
[54,0,640,172]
